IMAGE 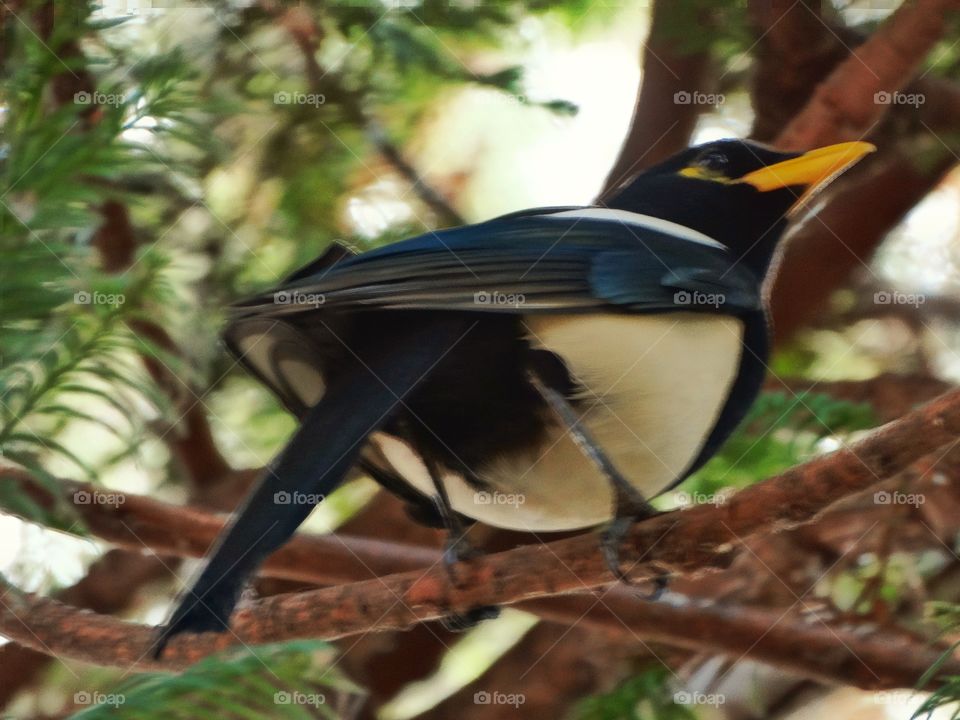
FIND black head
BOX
[604,138,875,278]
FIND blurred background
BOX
[1,0,960,717]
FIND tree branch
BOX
[598,0,712,198]
[775,0,960,150]
[3,385,960,679]
[769,144,957,342]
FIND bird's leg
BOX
[527,370,664,591]
[423,457,500,631]
[424,456,480,570]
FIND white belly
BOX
[370,312,744,532]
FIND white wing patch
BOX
[548,208,726,250]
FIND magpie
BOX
[154,138,874,654]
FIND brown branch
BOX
[0,550,169,708]
[769,144,957,342]
[4,386,960,679]
[0,569,954,691]
[775,0,960,150]
[747,0,848,142]
[748,0,960,340]
[598,0,712,198]
[527,590,946,691]
[417,621,635,720]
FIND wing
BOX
[230,208,763,317]
[223,207,764,415]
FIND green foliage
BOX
[909,602,960,718]
[0,0,203,526]
[574,666,695,720]
[68,640,365,720]
[682,390,877,495]
[652,0,752,59]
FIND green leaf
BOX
[68,641,366,720]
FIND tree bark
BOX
[5,385,960,676]
[598,0,712,198]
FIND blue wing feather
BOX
[230,209,763,317]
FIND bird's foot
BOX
[442,532,483,572]
[440,604,501,632]
[635,573,669,601]
[438,532,500,631]
[601,484,660,584]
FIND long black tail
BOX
[153,315,469,656]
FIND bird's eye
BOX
[697,152,728,172]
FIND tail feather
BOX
[153,314,469,656]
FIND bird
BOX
[153,137,874,654]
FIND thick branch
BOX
[776,0,960,150]
[748,0,847,142]
[598,0,711,198]
[769,145,957,342]
[3,386,960,677]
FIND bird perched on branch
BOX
[154,138,874,654]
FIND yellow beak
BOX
[739,141,876,194]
